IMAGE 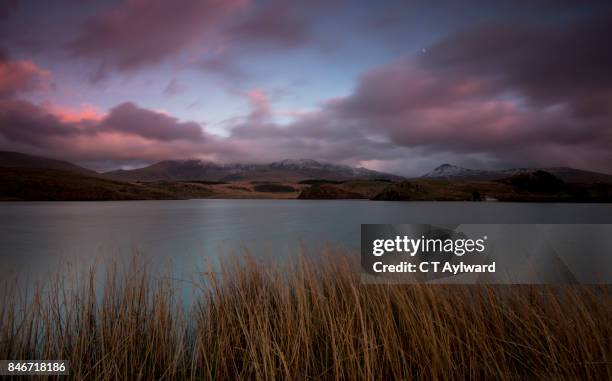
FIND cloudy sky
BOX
[0,0,610,175]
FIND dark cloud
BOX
[0,1,19,59]
[196,0,341,81]
[198,51,248,82]
[225,89,409,165]
[227,0,311,48]
[0,0,18,20]
[67,0,246,79]
[312,12,612,172]
[62,0,343,81]
[361,1,610,49]
[101,102,206,142]
[423,11,612,111]
[0,99,80,146]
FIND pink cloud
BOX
[45,103,105,123]
[245,89,270,121]
[0,59,50,98]
[67,0,248,80]
[0,99,241,169]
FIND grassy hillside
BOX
[297,179,391,199]
[0,151,97,175]
[0,167,167,200]
[0,168,214,201]
[298,183,367,199]
[0,167,307,201]
[252,183,298,193]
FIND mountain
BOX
[421,164,612,184]
[421,164,491,180]
[106,158,404,182]
[527,167,612,184]
[2,151,610,201]
[0,151,97,175]
[107,159,239,182]
[496,170,568,193]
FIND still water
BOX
[1,199,611,279]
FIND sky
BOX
[0,0,611,175]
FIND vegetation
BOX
[298,179,345,185]
[252,183,297,193]
[372,173,612,202]
[1,253,609,380]
[0,168,217,201]
[496,170,567,193]
[143,181,215,198]
[2,166,611,202]
[226,185,252,192]
[298,184,366,199]
[178,180,227,185]
[0,167,174,201]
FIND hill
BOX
[371,171,612,202]
[0,167,166,201]
[0,151,97,175]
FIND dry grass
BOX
[1,252,610,380]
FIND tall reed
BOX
[1,252,610,380]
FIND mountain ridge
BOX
[2,151,611,185]
[105,158,404,182]
[421,163,612,184]
[1,151,611,201]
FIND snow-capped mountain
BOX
[421,164,612,183]
[106,159,404,182]
[269,159,392,178]
[421,164,491,179]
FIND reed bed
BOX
[1,252,610,380]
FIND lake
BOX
[2,200,612,281]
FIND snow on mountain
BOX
[421,164,490,179]
[268,159,388,177]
